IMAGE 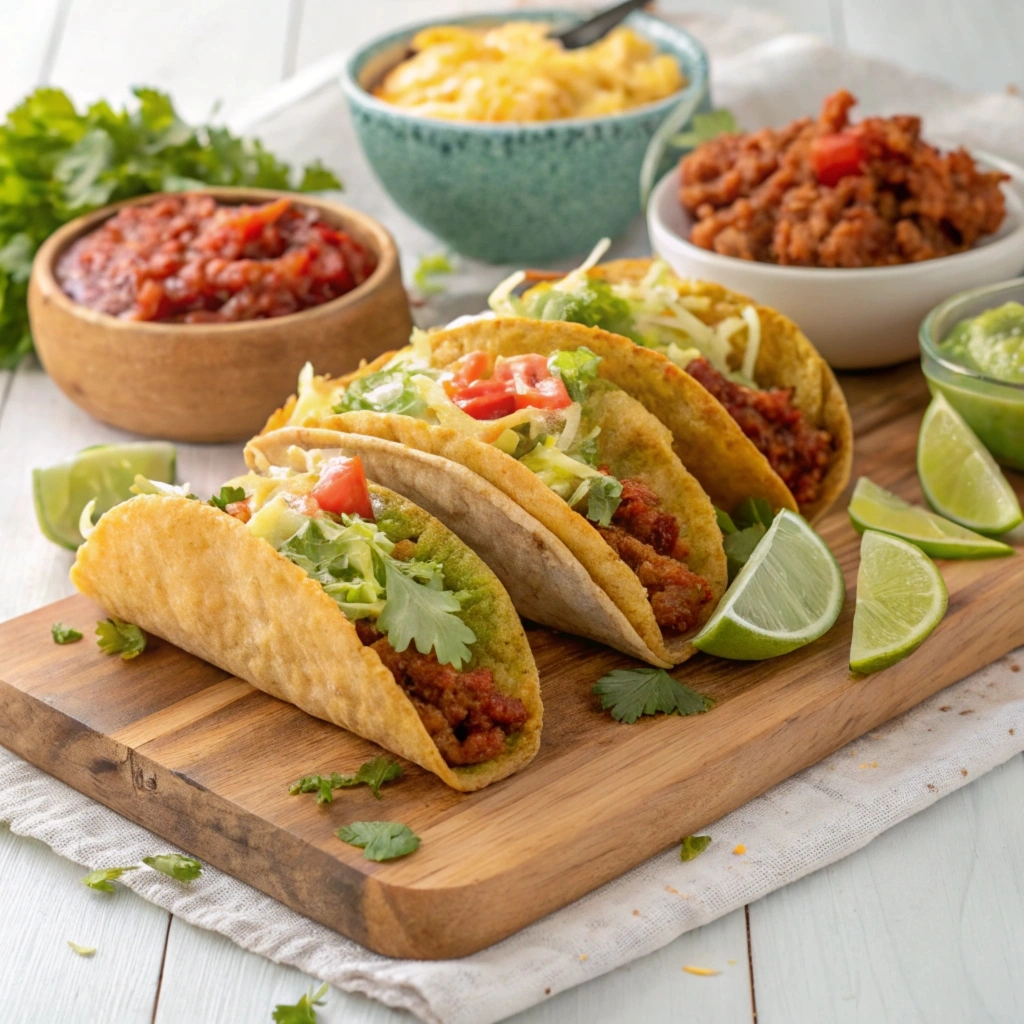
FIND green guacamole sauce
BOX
[940,301,1024,384]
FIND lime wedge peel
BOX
[917,393,1022,536]
[33,442,177,550]
[693,509,845,660]
[850,530,948,675]
[848,477,1014,559]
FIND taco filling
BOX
[488,245,835,507]
[206,456,529,767]
[291,344,714,639]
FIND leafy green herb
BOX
[732,497,774,530]
[142,853,202,881]
[272,982,329,1024]
[715,507,738,535]
[67,941,96,956]
[0,86,341,368]
[724,524,767,583]
[333,367,428,419]
[336,821,421,861]
[586,474,624,527]
[208,485,245,511]
[290,756,403,804]
[547,346,602,403]
[52,622,83,644]
[593,667,714,724]
[670,109,738,150]
[532,280,639,342]
[377,559,476,670]
[96,618,146,660]
[679,835,712,861]
[81,866,137,892]
[412,252,455,296]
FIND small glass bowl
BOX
[919,277,1024,470]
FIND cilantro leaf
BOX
[715,507,738,535]
[289,756,403,804]
[81,866,137,892]
[142,853,202,881]
[724,524,767,583]
[377,559,475,670]
[336,821,420,861]
[412,252,455,296]
[0,86,341,369]
[585,474,623,527]
[670,109,739,150]
[208,485,245,511]
[680,835,712,861]
[68,941,96,956]
[732,497,775,530]
[96,618,146,660]
[547,346,602,402]
[52,622,83,644]
[593,667,714,724]
[272,983,329,1024]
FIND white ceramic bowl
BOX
[647,163,1024,369]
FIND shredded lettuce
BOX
[547,347,602,403]
[517,435,622,526]
[333,365,430,419]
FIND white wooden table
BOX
[1,2,1022,1021]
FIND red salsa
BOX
[56,193,377,323]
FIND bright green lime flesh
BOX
[692,509,845,660]
[848,476,1014,559]
[33,442,177,550]
[917,392,1022,536]
[850,530,948,674]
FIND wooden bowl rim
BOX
[31,186,404,338]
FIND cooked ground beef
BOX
[598,478,713,636]
[679,89,1007,267]
[355,620,528,767]
[686,357,833,507]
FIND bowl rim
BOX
[919,275,1024,393]
[648,159,1024,281]
[30,185,403,336]
[340,6,709,134]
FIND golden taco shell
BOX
[70,489,541,792]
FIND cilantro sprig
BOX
[337,821,420,861]
[81,866,137,892]
[0,86,340,368]
[96,618,146,660]
[593,667,713,724]
[290,756,403,804]
[208,485,245,511]
[412,252,455,296]
[52,622,83,644]
[718,498,776,582]
[272,983,329,1024]
[142,853,202,881]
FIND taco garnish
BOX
[70,457,541,792]
[260,339,727,667]
[487,246,853,519]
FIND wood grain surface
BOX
[0,366,1020,960]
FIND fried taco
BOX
[70,463,542,792]
[261,344,729,668]
[486,250,853,520]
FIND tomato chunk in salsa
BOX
[56,193,377,323]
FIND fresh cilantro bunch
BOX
[0,86,341,367]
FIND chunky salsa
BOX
[56,193,377,322]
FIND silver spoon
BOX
[553,0,651,50]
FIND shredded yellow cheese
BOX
[683,965,720,977]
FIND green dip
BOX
[940,301,1024,384]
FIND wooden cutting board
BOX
[0,364,1021,960]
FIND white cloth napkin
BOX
[3,11,1024,1024]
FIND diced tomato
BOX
[224,498,252,523]
[449,350,492,387]
[494,354,571,410]
[810,132,865,187]
[451,377,517,420]
[311,456,374,519]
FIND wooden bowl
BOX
[29,187,413,442]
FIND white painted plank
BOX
[0,822,169,1024]
[48,0,292,123]
[840,0,1024,95]
[0,0,64,113]
[749,753,1024,1024]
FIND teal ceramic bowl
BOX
[342,9,709,264]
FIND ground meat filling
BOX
[687,357,833,507]
[597,478,713,637]
[355,620,528,767]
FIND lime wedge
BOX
[850,530,947,674]
[848,477,1014,559]
[692,509,845,659]
[917,393,1022,536]
[34,442,177,549]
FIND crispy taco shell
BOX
[70,490,541,792]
